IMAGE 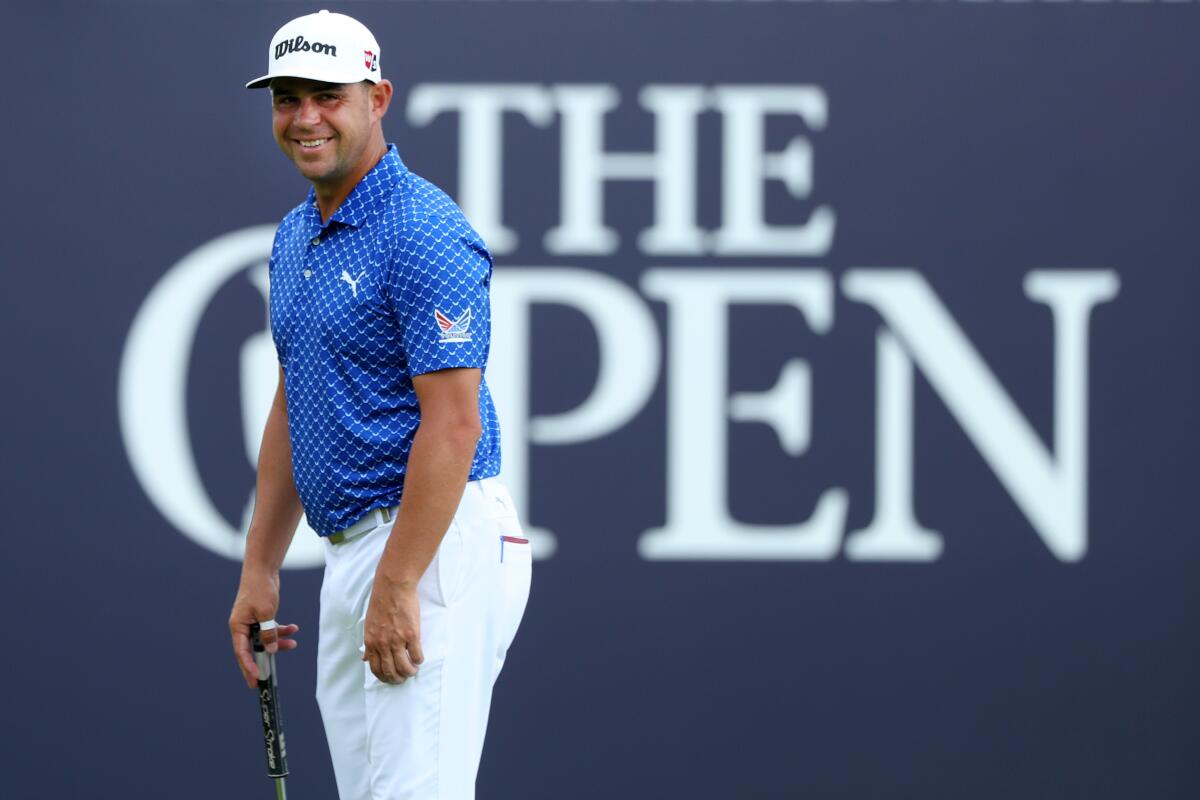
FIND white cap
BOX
[246,10,382,89]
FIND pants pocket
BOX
[497,532,532,657]
[431,518,465,608]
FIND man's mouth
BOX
[297,138,330,149]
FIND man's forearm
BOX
[376,417,480,586]
[243,372,304,576]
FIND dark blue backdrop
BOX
[4,1,1197,798]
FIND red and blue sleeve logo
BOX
[434,308,472,343]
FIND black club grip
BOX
[250,623,289,779]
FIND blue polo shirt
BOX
[269,144,501,537]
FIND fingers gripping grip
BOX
[251,623,289,779]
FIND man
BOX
[227,10,532,799]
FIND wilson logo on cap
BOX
[274,35,337,61]
[246,10,383,90]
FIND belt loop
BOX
[381,506,392,523]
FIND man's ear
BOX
[369,79,394,122]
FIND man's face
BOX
[269,78,378,186]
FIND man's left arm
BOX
[362,366,483,684]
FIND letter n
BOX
[843,269,1120,561]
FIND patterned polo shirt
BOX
[269,144,501,537]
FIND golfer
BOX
[227,10,532,799]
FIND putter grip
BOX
[250,623,289,779]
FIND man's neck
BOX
[313,142,388,224]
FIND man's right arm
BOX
[228,365,304,688]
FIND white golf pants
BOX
[316,477,532,800]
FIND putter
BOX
[251,623,289,800]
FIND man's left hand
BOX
[362,571,425,684]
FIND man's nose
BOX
[294,97,321,127]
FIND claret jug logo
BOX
[119,227,325,569]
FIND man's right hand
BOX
[229,573,300,689]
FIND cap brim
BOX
[245,68,380,90]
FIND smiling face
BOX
[269,77,392,195]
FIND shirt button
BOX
[303,269,313,279]
[311,237,321,246]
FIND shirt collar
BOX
[304,144,407,231]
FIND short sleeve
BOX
[388,213,493,377]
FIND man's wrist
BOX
[239,563,281,584]
[375,559,421,590]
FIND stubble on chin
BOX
[291,148,340,184]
